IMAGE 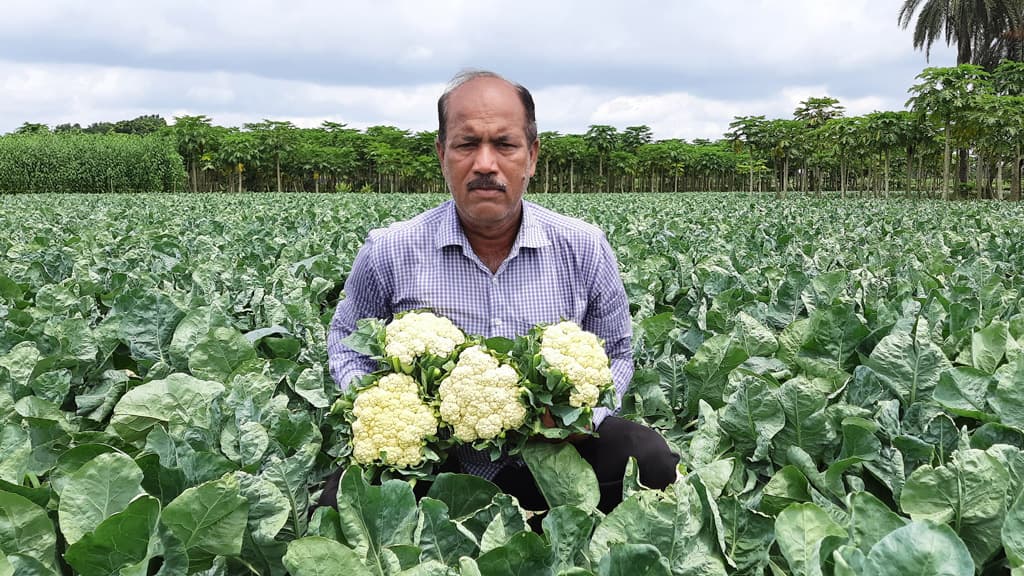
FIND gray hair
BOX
[436,69,537,146]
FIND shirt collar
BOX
[435,200,550,253]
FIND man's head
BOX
[435,70,540,235]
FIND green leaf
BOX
[189,326,258,381]
[933,367,996,421]
[0,491,57,572]
[861,521,974,576]
[235,471,290,544]
[283,536,373,576]
[865,319,950,406]
[796,301,868,385]
[596,543,671,576]
[719,497,774,575]
[992,356,1024,427]
[773,376,833,464]
[720,372,784,462]
[971,320,1008,374]
[684,334,748,412]
[1005,494,1024,569]
[761,466,811,516]
[847,492,907,555]
[774,503,846,576]
[64,496,160,576]
[521,441,600,512]
[106,287,185,365]
[293,364,331,408]
[110,373,224,442]
[475,531,554,576]
[161,474,250,559]
[416,498,477,567]
[57,451,145,545]
[542,505,596,574]
[264,443,318,538]
[336,466,418,573]
[425,473,500,520]
[732,311,778,357]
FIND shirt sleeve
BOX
[327,236,390,390]
[582,233,633,429]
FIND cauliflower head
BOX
[438,345,527,442]
[539,321,613,408]
[385,311,466,366]
[351,373,438,468]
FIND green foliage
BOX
[0,133,185,193]
[2,192,1024,573]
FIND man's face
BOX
[436,77,539,233]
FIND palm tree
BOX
[898,0,1018,66]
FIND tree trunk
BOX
[1014,146,1022,202]
[996,161,1003,200]
[906,149,914,198]
[238,169,243,193]
[942,123,951,201]
[748,153,754,193]
[276,156,282,193]
[570,159,575,194]
[544,158,550,193]
[840,159,847,199]
[884,150,890,198]
[975,153,983,199]
[780,156,789,200]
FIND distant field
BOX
[3,192,1024,574]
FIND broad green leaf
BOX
[110,373,224,442]
[0,491,57,572]
[796,302,868,384]
[168,307,229,370]
[684,334,748,412]
[293,364,331,408]
[933,367,996,421]
[720,372,784,462]
[479,495,529,553]
[521,441,599,512]
[992,356,1024,427]
[416,498,477,567]
[775,503,846,576]
[971,320,1008,374]
[596,543,671,576]
[865,319,950,406]
[847,492,907,555]
[425,473,500,520]
[719,497,774,575]
[475,531,554,576]
[542,505,596,574]
[189,326,257,381]
[57,452,145,545]
[773,376,833,464]
[861,521,974,576]
[64,496,160,576]
[732,311,778,357]
[0,342,40,396]
[235,471,290,544]
[0,424,31,484]
[106,287,185,365]
[1006,494,1024,569]
[336,466,418,573]
[264,443,318,538]
[161,474,249,559]
[589,482,726,576]
[282,536,372,576]
[761,466,811,516]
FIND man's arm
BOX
[327,238,390,390]
[582,235,633,429]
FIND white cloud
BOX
[0,1,959,136]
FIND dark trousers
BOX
[492,416,679,514]
[315,417,678,516]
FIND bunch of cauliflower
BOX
[384,311,465,368]
[538,321,614,408]
[438,345,528,443]
[350,373,439,468]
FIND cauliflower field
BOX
[2,192,1024,575]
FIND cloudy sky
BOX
[1,1,957,141]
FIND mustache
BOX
[467,176,507,192]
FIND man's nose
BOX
[471,144,498,174]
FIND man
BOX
[326,70,677,514]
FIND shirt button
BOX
[492,318,503,326]
[491,277,499,285]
